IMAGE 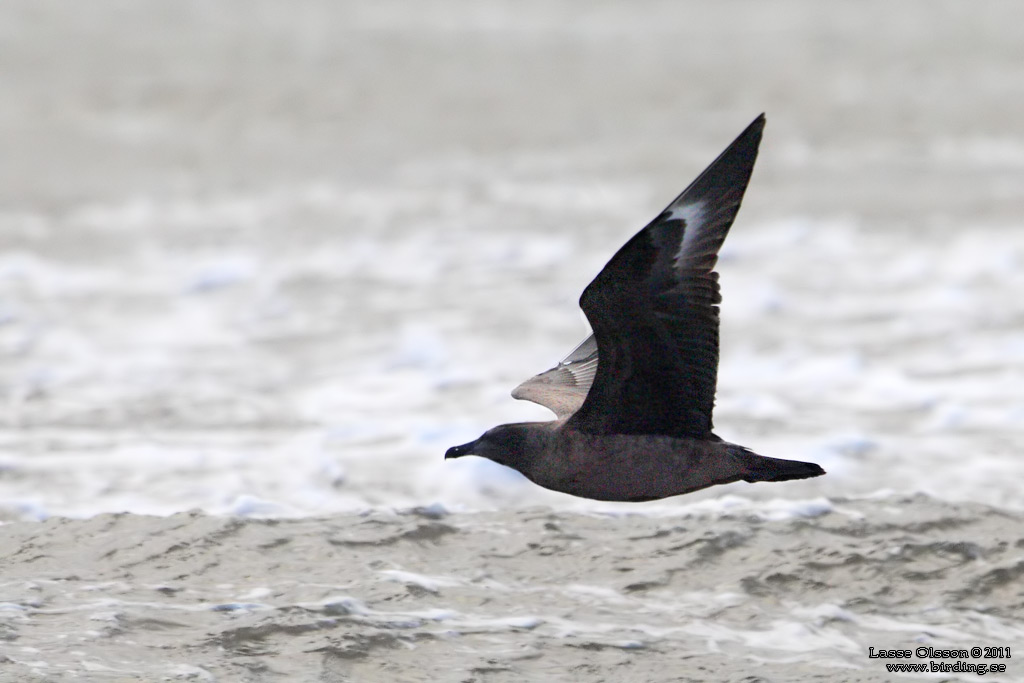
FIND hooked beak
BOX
[444,439,478,459]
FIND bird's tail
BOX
[731,447,826,483]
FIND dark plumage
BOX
[445,115,825,501]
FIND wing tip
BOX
[746,113,766,137]
[669,113,766,211]
[510,380,530,401]
[734,112,766,154]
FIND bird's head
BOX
[444,423,537,470]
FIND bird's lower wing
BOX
[512,335,598,419]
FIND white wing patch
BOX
[667,200,707,266]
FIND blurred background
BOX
[2,0,1023,518]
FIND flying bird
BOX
[445,115,825,501]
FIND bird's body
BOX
[446,115,825,501]
[543,429,742,502]
[459,421,817,502]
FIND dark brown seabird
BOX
[445,115,825,501]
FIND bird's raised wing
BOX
[566,115,765,438]
[512,334,597,419]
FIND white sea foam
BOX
[2,110,1024,524]
[378,570,463,593]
